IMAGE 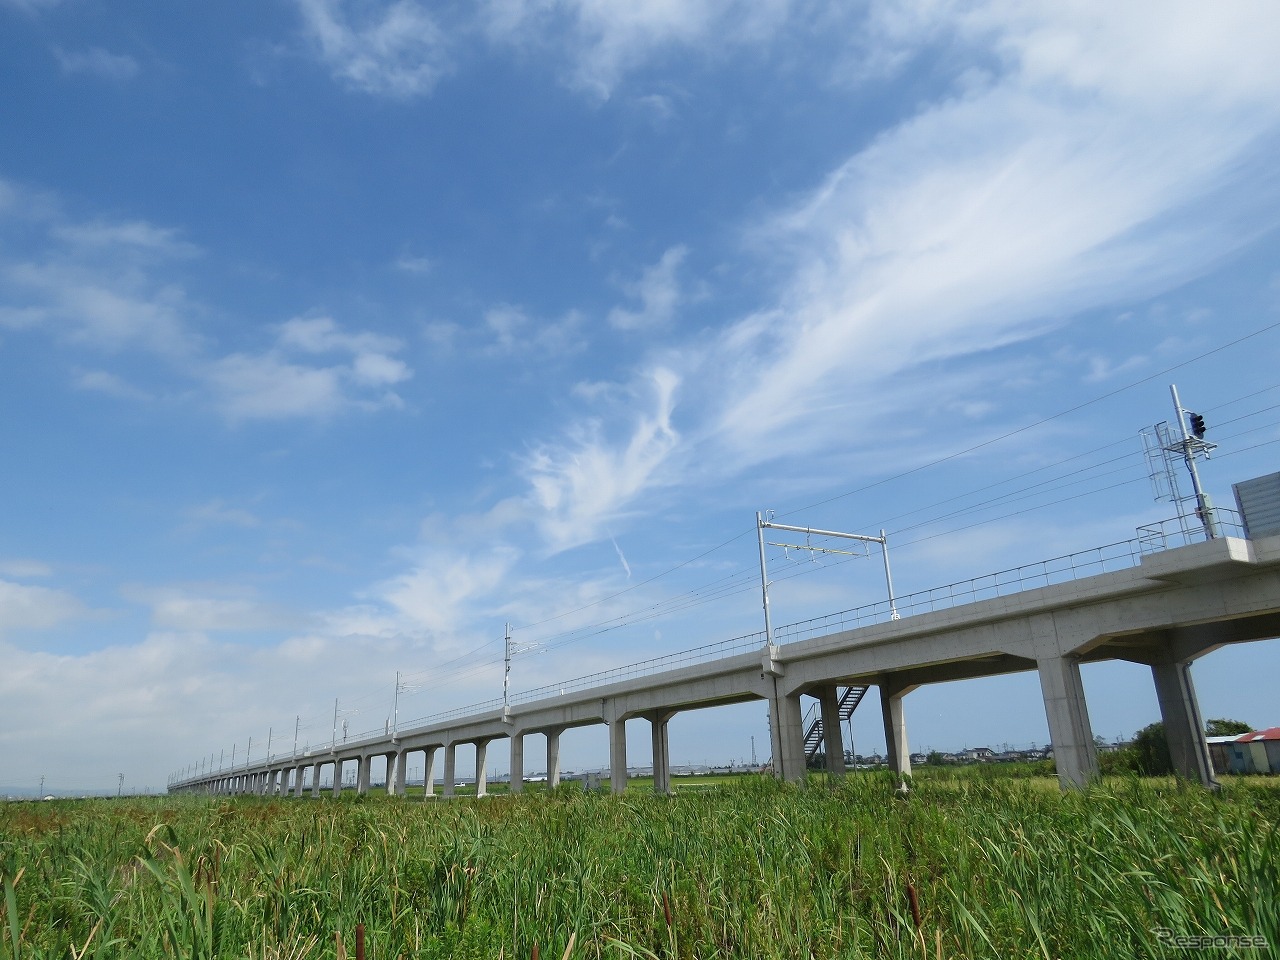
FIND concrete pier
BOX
[509,733,524,794]
[817,686,846,775]
[609,719,628,794]
[1152,659,1216,786]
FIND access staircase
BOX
[802,684,869,764]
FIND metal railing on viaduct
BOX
[170,528,1280,796]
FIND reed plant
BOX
[1,773,1277,958]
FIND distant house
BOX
[1232,727,1280,774]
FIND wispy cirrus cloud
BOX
[607,245,687,331]
[0,181,415,422]
[484,0,791,98]
[502,0,1280,553]
[293,0,453,97]
[521,366,680,552]
[706,1,1280,464]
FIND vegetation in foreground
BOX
[2,774,1278,959]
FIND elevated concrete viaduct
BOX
[171,534,1280,796]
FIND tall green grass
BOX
[2,774,1277,958]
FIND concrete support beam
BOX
[423,746,437,800]
[818,686,847,775]
[649,712,675,795]
[879,680,912,779]
[1152,659,1217,788]
[1037,655,1099,788]
[773,691,806,782]
[295,765,307,798]
[609,718,628,794]
[392,751,407,796]
[509,733,524,794]
[332,760,343,798]
[311,764,322,798]
[443,743,456,798]
[546,729,562,788]
[475,740,489,798]
[356,755,370,795]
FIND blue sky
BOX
[2,0,1280,794]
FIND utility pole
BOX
[503,624,512,717]
[392,672,401,737]
[266,727,272,763]
[1169,384,1218,539]
[293,716,300,759]
[39,775,45,797]
[332,698,339,751]
[117,773,124,797]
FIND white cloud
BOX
[0,579,90,634]
[0,0,63,12]
[74,369,153,401]
[393,253,433,274]
[0,189,203,356]
[607,244,686,331]
[523,366,680,551]
[186,499,261,530]
[294,0,452,97]
[0,559,52,578]
[483,303,585,357]
[52,220,196,258]
[375,544,520,634]
[706,0,1280,463]
[52,46,140,81]
[206,316,412,420]
[484,0,790,97]
[123,585,303,633]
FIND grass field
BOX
[2,773,1278,958]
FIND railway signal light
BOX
[1188,411,1206,439]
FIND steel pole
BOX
[1170,384,1216,539]
[880,530,900,619]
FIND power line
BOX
[777,320,1280,519]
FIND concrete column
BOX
[879,680,912,779]
[650,712,674,795]
[509,733,524,794]
[818,686,847,775]
[443,743,457,798]
[1037,655,1099,788]
[354,756,369,795]
[423,746,438,799]
[332,759,344,798]
[773,691,806,782]
[392,751,407,796]
[311,763,323,798]
[609,718,628,794]
[546,729,562,788]
[475,740,489,798]
[1152,659,1217,787]
[294,766,306,798]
